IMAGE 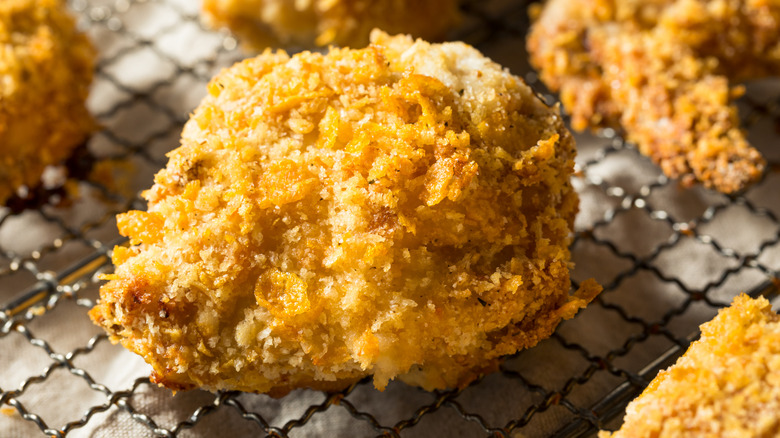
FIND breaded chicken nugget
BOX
[527,0,780,193]
[90,30,601,395]
[601,294,780,437]
[201,0,460,49]
[0,0,95,204]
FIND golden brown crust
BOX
[601,294,780,437]
[90,31,600,394]
[527,0,779,193]
[0,0,96,204]
[201,0,460,49]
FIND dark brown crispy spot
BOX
[123,278,195,322]
[369,207,397,235]
[184,159,204,182]
[151,371,197,391]
[125,278,154,312]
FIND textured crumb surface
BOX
[90,30,600,395]
[527,0,779,193]
[0,0,95,204]
[201,0,460,49]
[601,294,780,438]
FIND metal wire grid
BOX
[0,0,779,436]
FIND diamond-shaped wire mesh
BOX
[1,0,779,436]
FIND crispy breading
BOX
[527,0,780,193]
[201,0,460,49]
[601,294,780,437]
[90,30,601,395]
[0,0,95,204]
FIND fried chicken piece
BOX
[90,30,601,395]
[201,0,460,49]
[527,0,780,193]
[601,294,780,437]
[0,0,96,204]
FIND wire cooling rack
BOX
[1,0,779,436]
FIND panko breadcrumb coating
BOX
[601,294,780,437]
[0,0,95,204]
[527,0,780,193]
[90,30,601,395]
[201,0,460,49]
